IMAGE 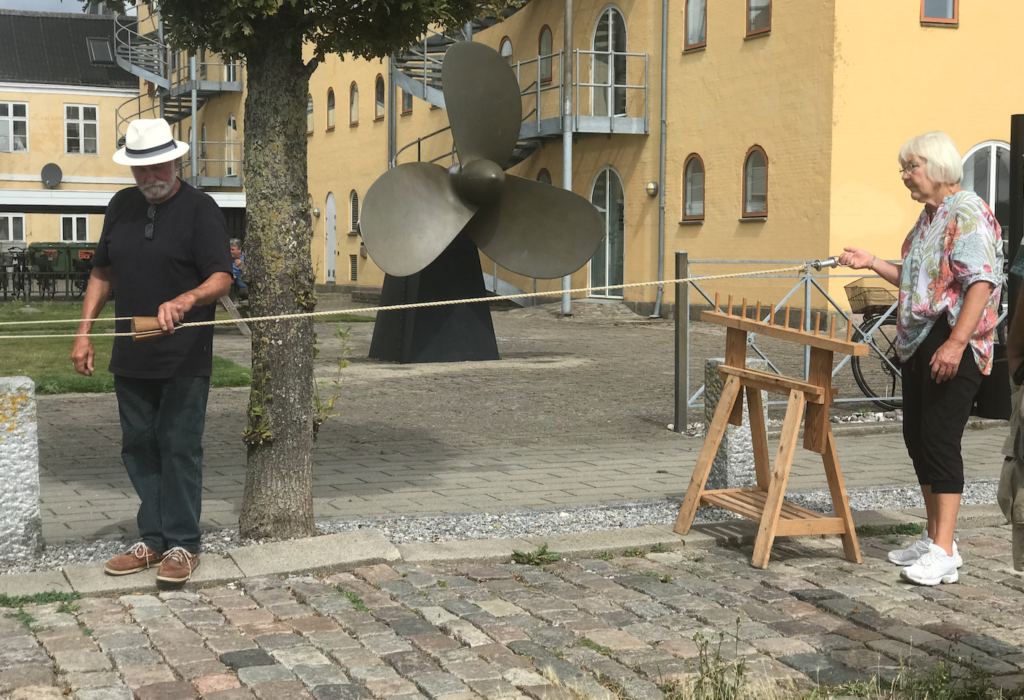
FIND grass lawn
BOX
[0,301,250,394]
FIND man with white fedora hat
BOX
[72,118,233,587]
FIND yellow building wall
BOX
[663,0,836,308]
[828,1,1024,307]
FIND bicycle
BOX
[845,278,902,411]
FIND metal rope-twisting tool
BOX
[810,256,841,271]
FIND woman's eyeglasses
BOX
[899,162,922,176]
[145,204,156,240]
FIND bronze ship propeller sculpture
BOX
[359,41,606,363]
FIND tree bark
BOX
[238,36,317,539]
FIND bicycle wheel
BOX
[850,315,903,411]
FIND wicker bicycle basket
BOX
[844,277,898,314]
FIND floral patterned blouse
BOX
[897,190,1003,375]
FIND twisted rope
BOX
[0,265,805,339]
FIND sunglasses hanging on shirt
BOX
[145,204,156,240]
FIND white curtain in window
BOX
[686,0,706,46]
[745,151,767,214]
[685,158,704,217]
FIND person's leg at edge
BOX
[901,350,933,533]
[114,375,166,553]
[155,375,210,555]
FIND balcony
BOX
[178,140,243,188]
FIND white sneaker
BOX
[900,544,959,586]
[888,538,962,568]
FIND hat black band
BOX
[125,139,178,157]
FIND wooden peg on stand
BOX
[769,305,775,325]
[714,292,720,312]
[727,295,734,316]
[814,312,821,335]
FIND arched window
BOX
[499,37,513,65]
[375,75,385,120]
[539,26,553,83]
[349,190,359,233]
[225,114,237,177]
[962,141,1010,227]
[537,168,552,185]
[747,0,771,36]
[743,146,768,217]
[306,94,314,133]
[590,167,625,299]
[349,83,359,126]
[327,89,336,129]
[592,6,627,117]
[683,154,704,221]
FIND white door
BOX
[325,193,336,282]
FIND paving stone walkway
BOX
[2,527,1023,699]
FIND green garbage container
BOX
[28,242,70,274]
[67,242,97,273]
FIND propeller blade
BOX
[360,162,476,278]
[465,175,606,280]
[442,41,522,168]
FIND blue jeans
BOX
[114,375,210,554]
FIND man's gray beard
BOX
[139,179,174,202]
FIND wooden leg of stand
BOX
[751,389,806,569]
[674,376,742,535]
[823,426,862,563]
[747,386,770,490]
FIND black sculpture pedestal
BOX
[368,233,500,363]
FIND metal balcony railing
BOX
[113,13,168,88]
[178,141,244,183]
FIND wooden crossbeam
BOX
[701,309,868,355]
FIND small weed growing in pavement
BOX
[642,571,674,583]
[855,523,925,538]
[401,572,409,578]
[57,602,80,614]
[660,630,747,700]
[436,580,447,588]
[622,548,646,558]
[578,637,611,655]
[5,609,35,631]
[336,588,370,613]
[552,648,564,659]
[512,544,560,566]
[82,628,93,637]
[650,543,668,553]
[372,583,381,590]
[0,591,81,608]
[597,552,614,561]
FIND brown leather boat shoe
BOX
[156,547,200,587]
[104,542,164,576]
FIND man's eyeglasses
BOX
[145,204,156,240]
[899,162,922,176]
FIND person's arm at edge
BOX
[929,280,996,382]
[157,271,233,332]
[71,266,115,376]
[1007,284,1024,378]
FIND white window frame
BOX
[65,103,99,155]
[0,101,29,153]
[0,213,26,242]
[961,140,1010,210]
[61,215,90,242]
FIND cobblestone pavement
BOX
[3,527,1024,699]
[34,299,1009,541]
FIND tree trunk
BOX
[238,36,317,539]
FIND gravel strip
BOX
[0,479,1000,576]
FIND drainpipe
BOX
[189,55,197,184]
[560,0,573,316]
[650,0,669,318]
[387,61,396,169]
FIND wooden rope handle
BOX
[131,317,171,342]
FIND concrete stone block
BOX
[229,531,400,577]
[0,377,42,563]
[0,571,73,597]
[524,525,684,559]
[704,359,768,490]
[397,538,534,564]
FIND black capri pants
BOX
[902,318,983,494]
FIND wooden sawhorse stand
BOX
[674,295,869,569]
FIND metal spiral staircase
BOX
[113,12,244,188]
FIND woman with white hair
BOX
[840,131,1002,586]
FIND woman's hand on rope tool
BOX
[158,293,195,333]
[71,335,95,376]
[930,337,967,383]
[838,247,874,270]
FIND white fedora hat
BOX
[113,118,189,166]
